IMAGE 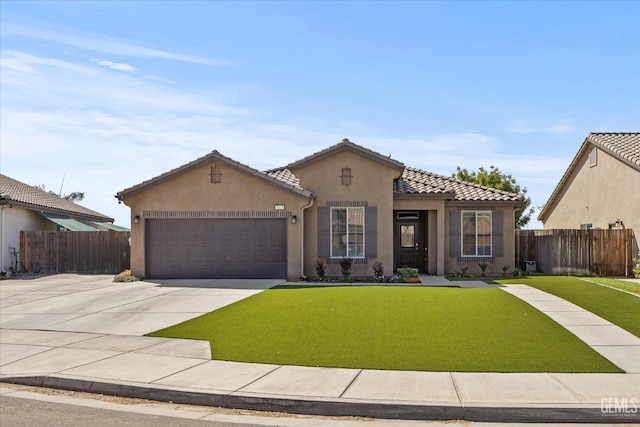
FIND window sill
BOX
[327,258,368,264]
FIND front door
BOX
[394,212,427,272]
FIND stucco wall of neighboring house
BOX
[291,150,401,278]
[444,205,518,276]
[121,161,310,279]
[542,146,639,249]
[0,206,56,272]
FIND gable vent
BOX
[589,146,597,167]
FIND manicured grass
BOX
[578,277,640,295]
[495,276,640,337]
[148,286,621,373]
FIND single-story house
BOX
[116,139,524,280]
[0,174,125,273]
[538,132,639,251]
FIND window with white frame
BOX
[462,211,492,257]
[331,207,364,258]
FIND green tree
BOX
[34,185,85,203]
[452,165,533,229]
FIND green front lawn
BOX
[495,276,640,337]
[148,286,621,373]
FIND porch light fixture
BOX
[134,215,140,224]
[291,215,297,224]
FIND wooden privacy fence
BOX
[20,231,131,274]
[515,229,635,276]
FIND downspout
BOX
[299,196,314,280]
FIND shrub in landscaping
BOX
[315,258,327,281]
[478,262,489,277]
[371,261,385,282]
[340,257,353,280]
[502,265,510,276]
[113,269,142,283]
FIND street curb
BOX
[2,376,637,424]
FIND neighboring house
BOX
[538,132,639,251]
[116,139,524,280]
[0,174,124,273]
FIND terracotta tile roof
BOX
[264,168,304,190]
[0,174,113,221]
[538,132,640,222]
[587,132,640,170]
[395,167,524,202]
[265,165,523,203]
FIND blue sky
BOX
[1,1,638,228]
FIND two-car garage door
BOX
[145,218,287,279]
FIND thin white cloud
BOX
[1,49,564,229]
[93,59,138,72]
[1,50,97,75]
[506,120,576,135]
[2,21,229,66]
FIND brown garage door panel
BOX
[146,218,287,279]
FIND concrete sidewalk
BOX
[1,274,639,423]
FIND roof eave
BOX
[538,138,590,222]
[116,151,315,202]
[7,200,114,222]
[447,200,525,207]
[394,192,455,200]
[287,139,405,173]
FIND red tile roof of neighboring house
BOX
[587,132,640,170]
[0,174,113,221]
[538,132,640,222]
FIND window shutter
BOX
[365,206,377,258]
[492,210,503,257]
[449,210,461,257]
[317,207,330,258]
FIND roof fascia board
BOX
[446,200,525,208]
[393,192,455,200]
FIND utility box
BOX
[525,261,537,273]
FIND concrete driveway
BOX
[0,274,281,335]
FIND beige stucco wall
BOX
[122,161,310,280]
[292,150,401,278]
[543,146,639,250]
[444,205,518,276]
[121,148,523,280]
